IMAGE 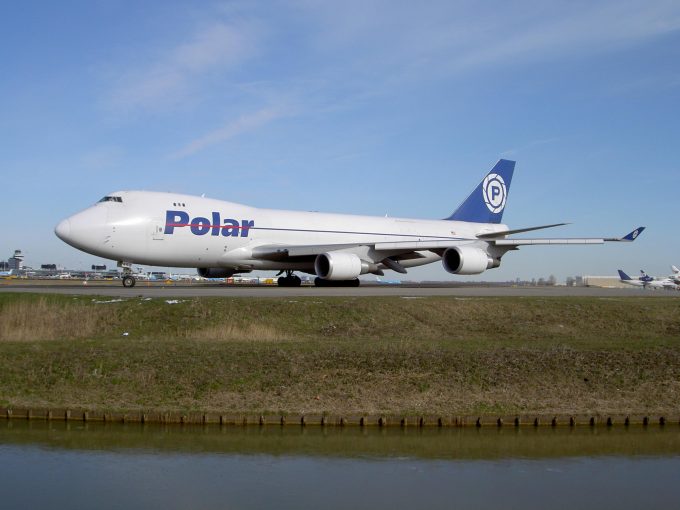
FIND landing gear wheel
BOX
[122,275,136,288]
[314,278,360,287]
[277,273,302,287]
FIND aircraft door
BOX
[151,220,164,241]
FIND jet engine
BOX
[315,252,376,280]
[197,268,238,279]
[441,246,493,275]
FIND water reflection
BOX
[1,420,679,459]
[1,421,679,509]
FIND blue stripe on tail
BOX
[446,159,515,224]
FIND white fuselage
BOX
[56,190,505,273]
[621,277,679,290]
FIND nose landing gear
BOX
[277,270,302,287]
[118,261,136,288]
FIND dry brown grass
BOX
[186,323,286,342]
[0,298,108,341]
[1,293,680,416]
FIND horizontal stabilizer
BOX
[477,223,568,239]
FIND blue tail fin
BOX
[446,159,515,223]
[621,227,645,241]
[617,270,631,280]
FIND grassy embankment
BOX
[0,293,679,417]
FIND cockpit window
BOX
[98,196,123,203]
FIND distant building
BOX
[8,250,24,271]
[582,275,628,288]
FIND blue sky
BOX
[2,1,679,281]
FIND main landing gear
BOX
[314,277,360,287]
[122,275,136,288]
[277,271,302,287]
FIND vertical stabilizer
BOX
[446,159,515,224]
[617,269,631,281]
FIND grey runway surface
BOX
[0,282,674,298]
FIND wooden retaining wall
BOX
[1,407,678,428]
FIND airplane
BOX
[637,269,680,289]
[54,159,644,288]
[672,265,680,285]
[617,269,679,290]
[638,269,655,285]
[0,269,14,278]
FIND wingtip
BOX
[622,227,645,241]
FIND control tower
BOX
[8,250,24,271]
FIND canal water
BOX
[1,420,679,509]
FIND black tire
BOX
[314,278,360,287]
[278,275,302,287]
[122,276,136,288]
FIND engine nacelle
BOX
[442,246,493,275]
[197,267,240,279]
[315,252,374,280]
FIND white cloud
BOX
[295,0,680,79]
[447,1,680,71]
[169,106,289,159]
[103,1,680,156]
[109,21,261,112]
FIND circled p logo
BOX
[482,173,507,213]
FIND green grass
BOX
[1,293,679,416]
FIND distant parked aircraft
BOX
[671,265,680,285]
[617,269,679,290]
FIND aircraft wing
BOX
[367,226,646,250]
[251,243,366,260]
[488,226,645,246]
[251,227,645,261]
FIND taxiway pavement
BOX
[0,282,671,298]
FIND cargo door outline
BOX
[151,220,164,240]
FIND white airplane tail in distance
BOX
[55,159,644,288]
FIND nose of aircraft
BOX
[54,205,110,253]
[54,219,71,241]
